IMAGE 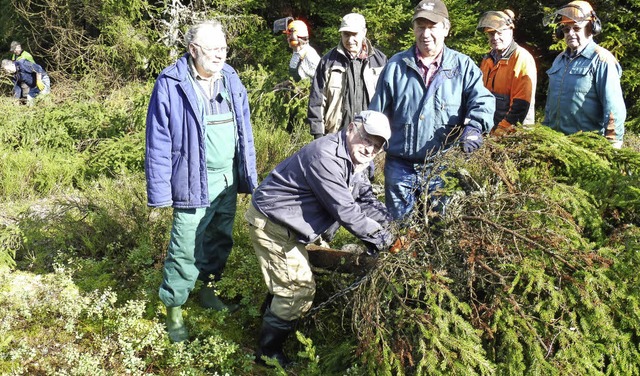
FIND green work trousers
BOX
[159,181,237,307]
[245,203,316,322]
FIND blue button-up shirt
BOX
[543,40,626,144]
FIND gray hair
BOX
[1,59,15,70]
[184,20,225,46]
[9,41,21,53]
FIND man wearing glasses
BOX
[543,1,626,148]
[477,9,537,137]
[145,20,258,342]
[245,110,394,367]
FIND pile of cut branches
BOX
[349,126,640,375]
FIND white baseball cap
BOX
[354,110,391,148]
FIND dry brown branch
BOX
[460,215,577,271]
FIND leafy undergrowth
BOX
[1,125,640,375]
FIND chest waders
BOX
[204,94,237,197]
[159,76,239,315]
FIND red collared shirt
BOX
[415,46,443,86]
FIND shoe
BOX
[166,306,189,343]
[199,286,239,312]
[255,309,296,368]
[255,321,292,368]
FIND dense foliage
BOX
[1,0,640,375]
[352,129,640,374]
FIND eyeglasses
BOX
[191,42,228,55]
[561,25,584,34]
[354,124,384,152]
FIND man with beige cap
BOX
[246,110,395,367]
[542,1,625,148]
[308,13,387,138]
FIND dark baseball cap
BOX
[412,0,449,24]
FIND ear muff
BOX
[590,13,602,35]
[555,25,565,39]
[501,11,514,28]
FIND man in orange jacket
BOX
[477,10,537,137]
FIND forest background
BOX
[1,0,640,375]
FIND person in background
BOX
[369,0,494,221]
[246,110,394,367]
[9,41,35,63]
[9,41,36,99]
[1,58,50,104]
[285,20,321,82]
[542,0,625,148]
[308,12,387,139]
[477,9,537,137]
[145,20,258,343]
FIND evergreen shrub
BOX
[0,147,84,201]
[243,64,313,177]
[344,126,640,375]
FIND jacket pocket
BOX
[171,152,189,202]
[568,66,593,94]
[327,66,345,89]
[439,100,462,127]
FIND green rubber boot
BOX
[166,306,189,343]
[199,286,239,312]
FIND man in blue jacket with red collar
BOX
[145,20,258,342]
[369,0,494,221]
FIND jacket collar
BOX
[404,45,457,72]
[488,40,518,62]
[562,39,597,60]
[337,129,352,163]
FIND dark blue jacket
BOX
[145,54,258,208]
[252,131,391,247]
[13,59,47,98]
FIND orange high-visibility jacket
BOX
[480,41,537,129]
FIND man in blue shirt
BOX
[1,58,50,104]
[369,0,494,221]
[543,1,626,148]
